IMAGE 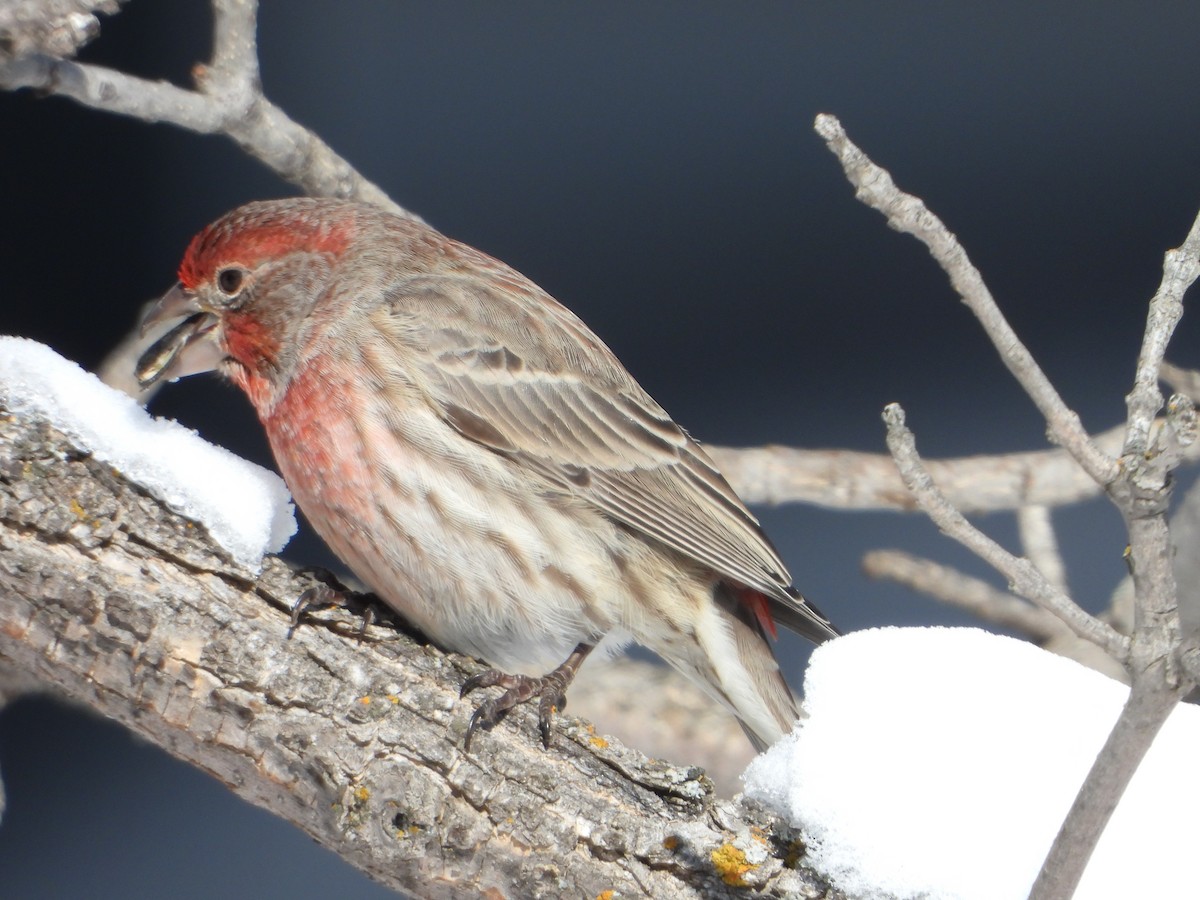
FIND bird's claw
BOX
[288,572,375,640]
[461,668,571,752]
[289,584,342,637]
[458,644,594,751]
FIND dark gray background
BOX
[3,2,1199,896]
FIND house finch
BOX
[138,198,837,751]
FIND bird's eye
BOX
[217,267,245,296]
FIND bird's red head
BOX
[178,200,357,291]
[139,199,363,414]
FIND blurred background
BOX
[4,1,1200,896]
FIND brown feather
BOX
[366,249,836,643]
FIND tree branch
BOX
[706,419,1200,515]
[881,403,1130,661]
[862,549,1064,640]
[1016,504,1068,594]
[816,113,1199,898]
[0,0,414,220]
[1122,215,1200,461]
[813,113,1118,486]
[0,405,832,899]
[1029,209,1200,899]
[0,0,122,59]
[1029,669,1187,898]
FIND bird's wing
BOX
[371,263,834,640]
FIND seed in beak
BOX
[136,311,214,388]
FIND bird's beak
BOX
[140,282,200,335]
[135,283,223,389]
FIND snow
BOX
[743,627,1198,899]
[0,337,295,568]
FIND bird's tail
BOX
[660,584,801,752]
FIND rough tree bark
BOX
[0,405,835,899]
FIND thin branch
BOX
[0,0,122,59]
[1150,392,1198,477]
[1029,671,1187,899]
[1097,211,1200,695]
[1016,505,1068,593]
[814,113,1118,486]
[0,2,415,220]
[707,421,1200,514]
[864,549,1134,681]
[2,53,218,121]
[668,409,1200,516]
[1159,360,1200,399]
[881,403,1130,661]
[862,549,1063,639]
[209,0,259,93]
[1122,210,1200,460]
[818,110,1200,896]
[1068,452,1193,900]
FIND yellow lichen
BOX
[595,892,616,900]
[711,843,753,887]
[354,786,370,803]
[589,734,609,749]
[358,696,371,705]
[69,498,86,518]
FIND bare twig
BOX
[1159,360,1200,400]
[708,421,1200,514]
[814,113,1118,486]
[881,403,1130,661]
[1016,505,1068,593]
[0,1,414,220]
[1030,671,1187,898]
[863,549,1063,639]
[865,549,1133,681]
[1122,214,1200,462]
[1031,212,1200,899]
[817,113,1199,898]
[209,0,259,92]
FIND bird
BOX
[137,197,838,752]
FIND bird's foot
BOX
[288,567,376,639]
[460,643,593,751]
